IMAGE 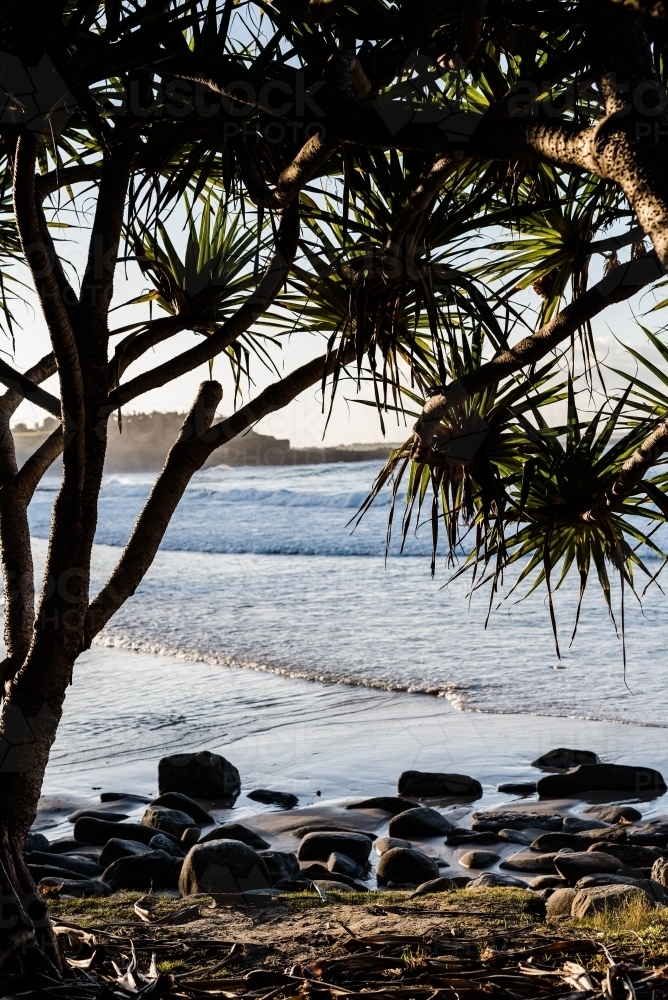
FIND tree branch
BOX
[453,0,487,66]
[0,360,61,419]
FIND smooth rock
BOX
[583,805,642,824]
[150,792,214,825]
[179,840,270,896]
[102,850,180,890]
[571,883,652,918]
[531,833,589,852]
[498,782,537,795]
[627,822,668,846]
[376,848,439,886]
[300,864,366,889]
[74,817,176,847]
[39,878,112,897]
[537,764,667,798]
[532,748,599,770]
[67,809,129,824]
[182,827,200,847]
[312,878,362,893]
[410,877,457,897]
[328,852,363,879]
[260,851,300,885]
[587,842,662,868]
[199,824,269,851]
[500,852,558,874]
[49,838,89,853]
[291,825,373,839]
[554,851,622,881]
[298,832,372,865]
[472,811,563,832]
[465,873,528,888]
[247,789,299,810]
[158,750,240,800]
[571,826,628,842]
[563,815,610,833]
[398,771,482,799]
[149,834,186,858]
[546,887,577,917]
[346,796,417,815]
[446,830,499,846]
[374,837,412,855]
[28,865,86,882]
[530,875,568,889]
[24,852,102,877]
[100,792,151,803]
[99,838,151,868]
[498,829,535,846]
[388,807,454,837]
[459,850,500,869]
[141,805,198,839]
[25,832,51,852]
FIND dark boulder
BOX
[459,850,500,869]
[100,792,151,803]
[259,851,300,885]
[531,748,599,770]
[39,878,112,897]
[627,822,668,846]
[300,863,366,889]
[537,764,667,798]
[74,817,176,847]
[199,824,269,851]
[149,834,186,858]
[24,832,50,852]
[67,809,128,823]
[141,805,197,839]
[327,852,363,879]
[291,825,373,839]
[99,838,151,868]
[498,829,534,845]
[531,833,589,852]
[179,840,270,895]
[373,837,412,854]
[497,782,536,795]
[410,877,457,896]
[388,807,454,838]
[529,875,568,889]
[24,852,102,877]
[446,830,499,846]
[472,811,562,832]
[587,842,663,867]
[554,851,622,881]
[158,751,240,800]
[583,805,642,824]
[563,815,610,833]
[500,852,559,874]
[575,825,628,842]
[298,832,372,865]
[398,771,482,799]
[28,865,86,882]
[48,838,89,853]
[346,796,417,815]
[465,872,529,888]
[102,849,180,890]
[247,789,299,810]
[376,848,439,886]
[150,792,214,825]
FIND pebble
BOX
[247,789,299,810]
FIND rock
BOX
[571,884,652,918]
[583,805,642,824]
[465,873,528,888]
[24,852,103,877]
[100,792,151,803]
[158,751,240,800]
[388,808,454,837]
[260,851,300,885]
[150,793,214,825]
[102,850,180,890]
[67,809,129,823]
[574,874,665,902]
[141,805,197,839]
[472,811,563,832]
[312,878,362,893]
[459,850,500,869]
[554,851,622,881]
[546,887,577,917]
[532,748,599,770]
[298,832,372,865]
[498,829,535,845]
[376,848,439,886]
[47,838,87,853]
[180,840,270,895]
[24,832,51,852]
[28,865,86,882]
[500,852,558,874]
[497,782,537,795]
[410,877,457,897]
[570,825,627,842]
[537,764,667,798]
[199,824,270,851]
[446,830,499,846]
[328,852,363,879]
[39,878,112,897]
[149,834,186,858]
[182,827,200,847]
[300,864,366,889]
[74,817,177,847]
[529,875,568,889]
[587,842,663,867]
[651,857,668,886]
[346,797,417,815]
[99,838,151,868]
[531,834,589,852]
[563,815,610,833]
[247,789,299,810]
[374,837,412,855]
[398,771,482,799]
[292,825,374,839]
[627,822,668,846]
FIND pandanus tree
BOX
[3,0,668,986]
